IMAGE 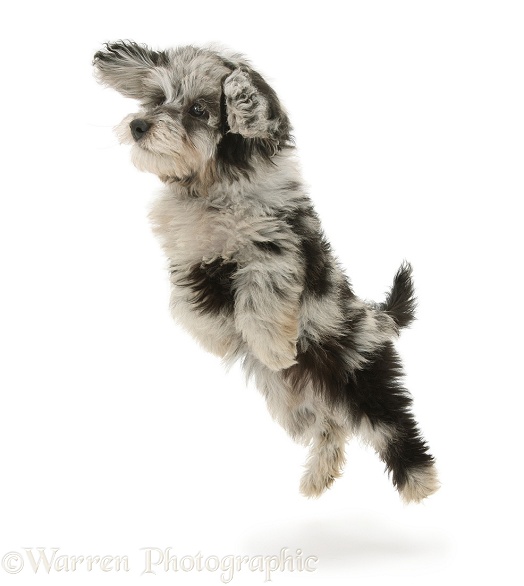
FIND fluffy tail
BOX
[381,261,417,329]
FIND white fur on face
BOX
[115,111,219,179]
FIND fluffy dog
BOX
[93,41,439,502]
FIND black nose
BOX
[130,119,151,141]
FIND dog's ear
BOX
[222,66,291,150]
[93,41,168,101]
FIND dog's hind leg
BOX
[246,360,349,497]
[386,434,438,503]
[260,372,348,498]
[299,415,348,498]
[358,415,439,503]
[352,342,439,503]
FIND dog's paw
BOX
[399,464,440,504]
[299,469,335,498]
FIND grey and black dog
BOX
[93,41,438,502]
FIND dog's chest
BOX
[150,192,245,267]
[151,191,254,321]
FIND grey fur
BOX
[93,41,438,502]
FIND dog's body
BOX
[94,42,438,502]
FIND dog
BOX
[93,41,439,502]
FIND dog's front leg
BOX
[233,249,303,372]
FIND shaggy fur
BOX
[93,41,439,502]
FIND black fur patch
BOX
[216,133,293,179]
[286,337,434,489]
[346,342,411,425]
[177,259,237,315]
[381,262,417,329]
[249,69,292,144]
[219,90,230,136]
[288,333,350,396]
[285,286,362,400]
[282,207,332,297]
[217,65,293,177]
[216,133,257,176]
[348,342,434,488]
[253,240,283,255]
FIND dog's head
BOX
[93,41,292,187]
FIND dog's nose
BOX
[130,119,151,141]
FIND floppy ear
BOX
[93,41,168,101]
[223,66,291,149]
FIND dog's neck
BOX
[158,150,289,198]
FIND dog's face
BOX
[93,42,291,186]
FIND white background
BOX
[1,1,523,584]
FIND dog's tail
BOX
[381,261,417,329]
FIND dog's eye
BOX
[189,103,207,118]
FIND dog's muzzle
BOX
[130,119,151,141]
